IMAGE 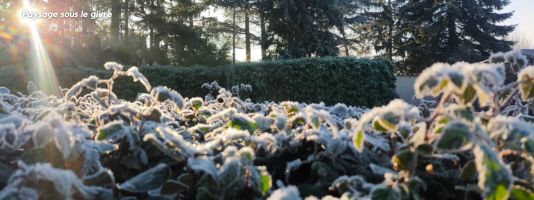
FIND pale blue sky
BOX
[504,0,534,47]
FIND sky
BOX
[231,1,534,62]
[503,0,534,47]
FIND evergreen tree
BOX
[339,0,396,57]
[396,0,514,74]
[267,0,344,59]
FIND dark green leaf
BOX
[460,160,477,181]
[510,186,534,200]
[119,164,172,193]
[436,122,474,152]
[475,145,512,200]
[371,186,402,200]
[392,149,417,172]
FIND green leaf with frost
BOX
[119,164,171,193]
[259,167,272,195]
[392,149,416,172]
[448,72,465,89]
[228,115,257,133]
[474,145,512,200]
[190,97,203,110]
[462,84,477,104]
[371,186,401,200]
[353,130,365,152]
[518,67,534,101]
[510,186,534,200]
[436,122,474,152]
[378,112,400,131]
[460,160,477,181]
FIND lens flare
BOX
[20,0,60,95]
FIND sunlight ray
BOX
[21,0,60,95]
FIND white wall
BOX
[396,76,417,103]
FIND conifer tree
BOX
[267,0,345,59]
[396,0,514,74]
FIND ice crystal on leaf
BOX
[103,62,123,71]
[126,67,151,91]
[267,185,301,200]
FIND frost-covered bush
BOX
[348,50,534,200]
[1,52,534,200]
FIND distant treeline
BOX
[0,0,515,74]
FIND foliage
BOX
[396,0,514,74]
[1,50,534,200]
[349,50,534,199]
[54,57,397,107]
[265,0,345,58]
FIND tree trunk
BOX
[386,0,393,60]
[245,0,252,61]
[124,0,130,45]
[110,0,121,50]
[260,10,267,59]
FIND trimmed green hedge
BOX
[6,57,397,107]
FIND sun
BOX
[19,0,40,26]
[17,0,61,95]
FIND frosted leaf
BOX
[487,116,534,152]
[103,62,123,71]
[370,164,395,175]
[518,66,534,80]
[414,63,456,98]
[0,87,10,95]
[267,186,301,200]
[3,163,101,199]
[222,146,239,159]
[0,115,25,129]
[326,138,347,156]
[190,97,204,110]
[458,62,505,90]
[156,126,197,157]
[119,163,171,193]
[474,145,512,200]
[27,81,37,94]
[31,123,54,148]
[0,123,18,151]
[329,103,349,118]
[286,159,303,176]
[187,157,218,178]
[254,115,274,131]
[238,146,255,164]
[137,93,154,104]
[65,76,100,98]
[201,81,221,91]
[127,67,152,91]
[95,121,136,142]
[151,86,185,109]
[353,99,419,151]
[518,66,534,101]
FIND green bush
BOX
[13,57,397,107]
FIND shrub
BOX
[56,57,396,107]
[3,50,534,200]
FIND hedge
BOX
[3,57,397,107]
